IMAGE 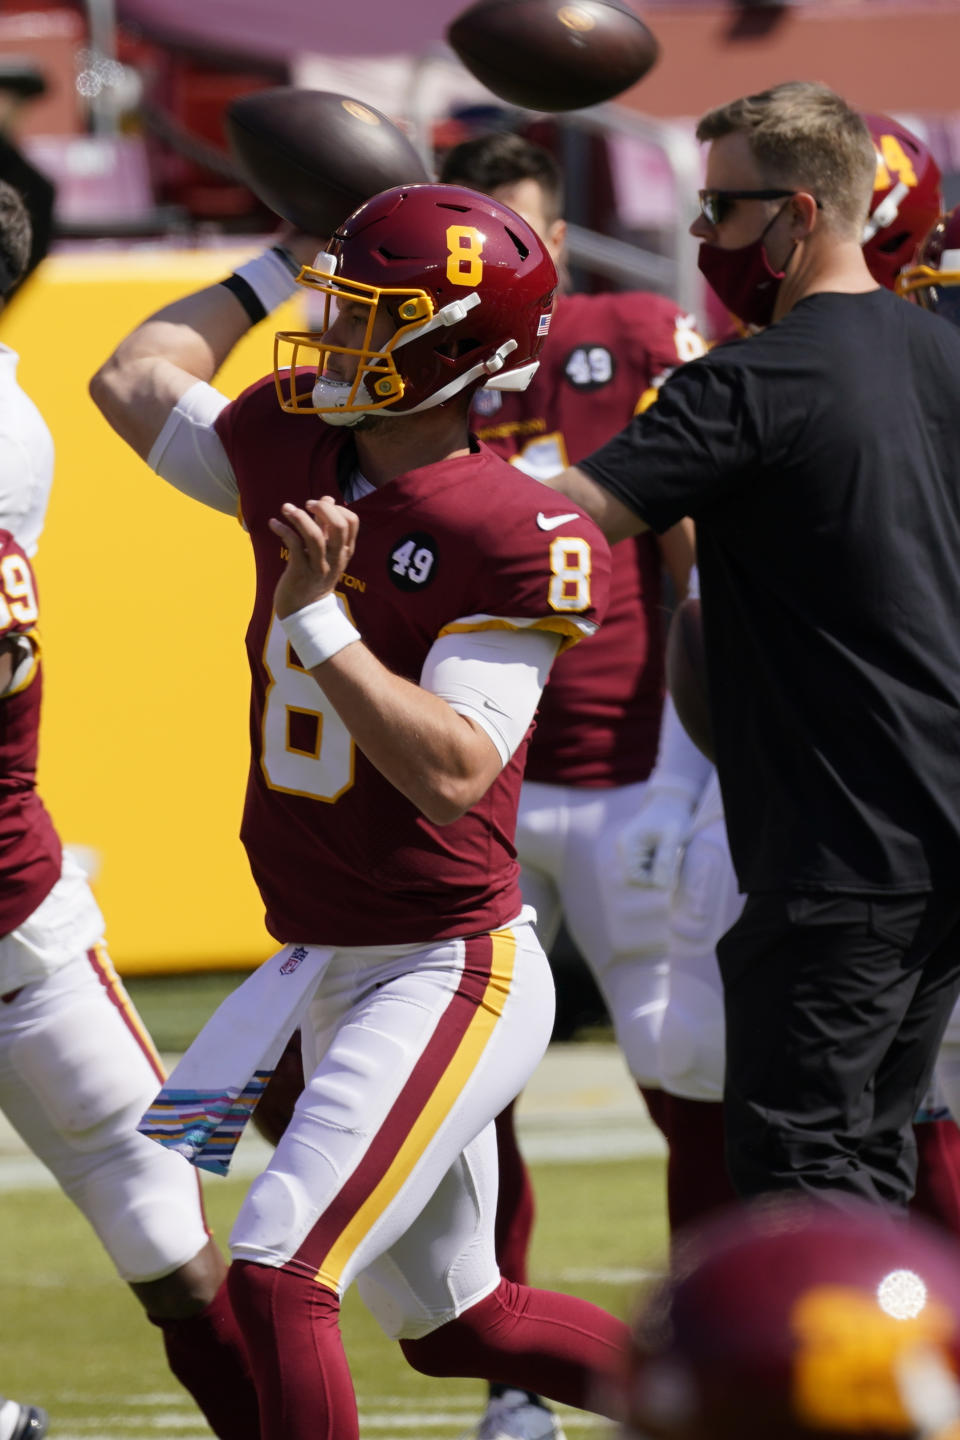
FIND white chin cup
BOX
[312,375,373,427]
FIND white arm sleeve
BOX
[145,381,239,515]
[419,627,562,767]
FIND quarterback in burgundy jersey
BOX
[91,182,630,1440]
[217,379,606,947]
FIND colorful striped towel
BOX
[138,941,332,1175]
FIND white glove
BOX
[618,780,700,890]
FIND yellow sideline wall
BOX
[3,247,306,974]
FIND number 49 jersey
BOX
[215,379,611,948]
[0,529,61,936]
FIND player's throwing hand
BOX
[269,497,358,618]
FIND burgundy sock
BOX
[400,1276,629,1420]
[154,1278,261,1440]
[227,1260,357,1440]
[639,1085,671,1142]
[665,1095,738,1237]
[911,1119,960,1239]
[495,1100,535,1285]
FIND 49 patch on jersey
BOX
[562,345,616,392]
[389,532,439,591]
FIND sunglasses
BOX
[698,188,803,226]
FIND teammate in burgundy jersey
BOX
[92,183,631,1440]
[439,134,701,1440]
[0,180,262,1440]
[0,532,60,935]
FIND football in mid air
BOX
[225,88,431,236]
[666,595,714,763]
[446,0,659,113]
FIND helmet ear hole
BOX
[877,229,911,255]
[437,336,482,361]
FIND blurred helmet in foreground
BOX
[625,1198,960,1440]
[895,207,960,325]
[861,114,942,290]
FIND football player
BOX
[90,184,631,1440]
[624,1197,960,1439]
[0,180,262,1440]
[437,130,702,1440]
[625,112,960,1234]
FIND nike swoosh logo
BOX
[536,511,579,531]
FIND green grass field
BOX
[1,974,669,1440]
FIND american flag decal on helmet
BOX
[538,312,552,336]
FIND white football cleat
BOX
[0,1397,48,1440]
[472,1389,568,1440]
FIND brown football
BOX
[446,0,659,113]
[225,88,431,236]
[666,595,714,763]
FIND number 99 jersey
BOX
[0,529,61,935]
[215,380,611,948]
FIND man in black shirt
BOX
[545,80,960,1209]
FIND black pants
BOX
[717,890,960,1208]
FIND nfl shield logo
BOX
[472,388,503,417]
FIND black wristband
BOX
[220,272,268,326]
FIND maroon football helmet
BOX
[274,182,558,424]
[625,1199,960,1440]
[861,114,942,290]
[895,206,960,326]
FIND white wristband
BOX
[232,247,300,315]
[279,594,360,668]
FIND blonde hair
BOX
[696,82,876,235]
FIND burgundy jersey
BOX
[0,530,61,935]
[474,291,704,787]
[215,380,610,947]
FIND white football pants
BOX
[0,946,210,1281]
[229,916,555,1340]
[515,779,669,1085]
[658,771,745,1102]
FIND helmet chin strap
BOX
[399,339,522,415]
[317,341,530,424]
